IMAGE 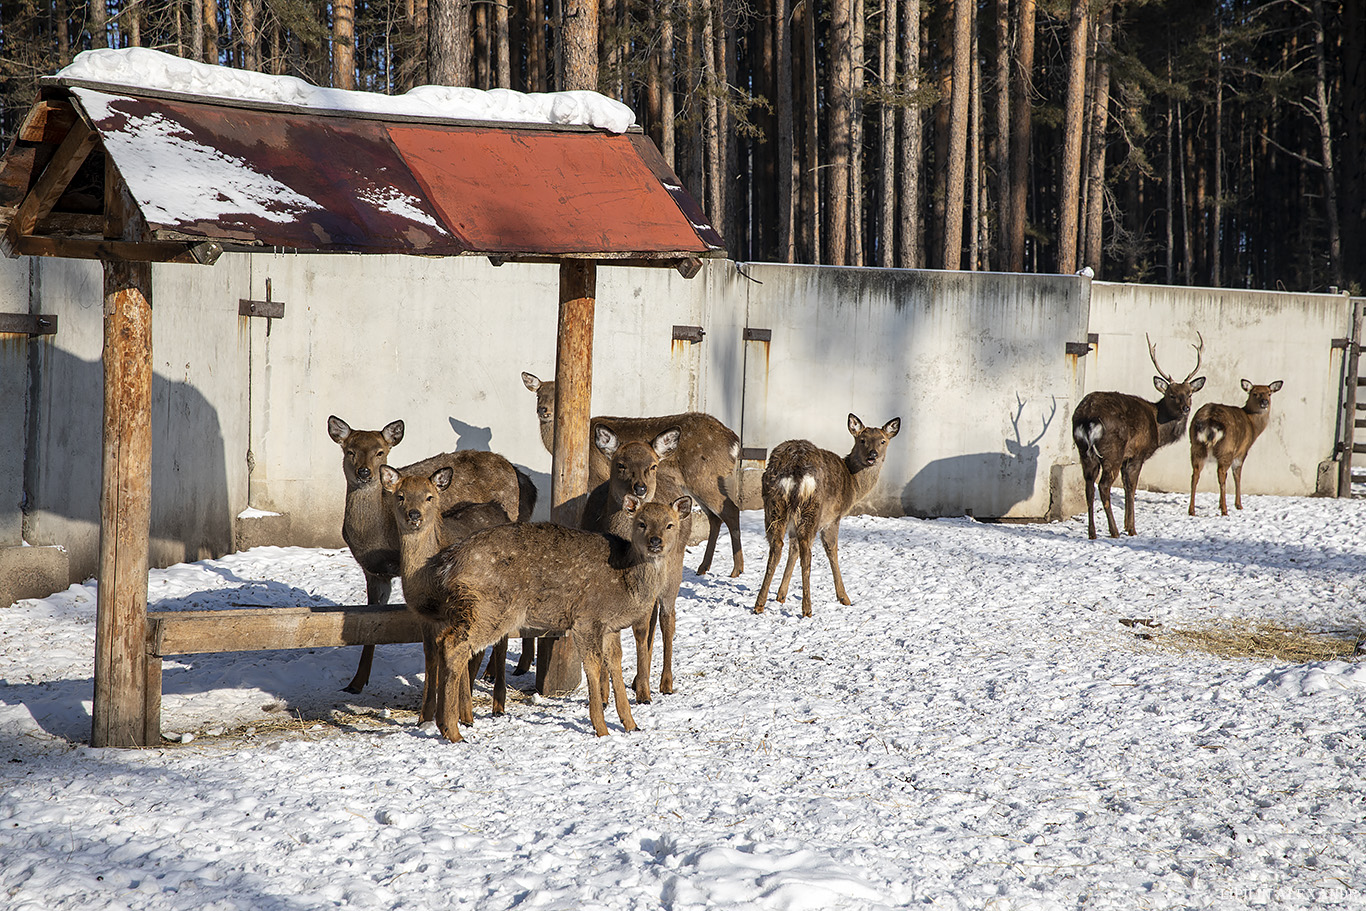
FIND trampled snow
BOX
[58,48,637,133]
[2,492,1365,909]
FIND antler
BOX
[1147,331,1204,384]
[1182,331,1205,383]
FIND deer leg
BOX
[460,649,477,727]
[344,571,392,693]
[721,498,744,578]
[1232,459,1245,511]
[420,625,438,724]
[1082,461,1099,539]
[1189,452,1205,516]
[797,530,816,617]
[601,633,618,706]
[606,634,637,733]
[435,631,466,743]
[695,507,722,576]
[775,536,799,603]
[631,605,656,704]
[658,593,677,696]
[1098,463,1122,538]
[821,523,850,606]
[1119,460,1141,536]
[1216,461,1231,515]
[580,635,612,737]
[753,516,786,613]
[513,637,535,675]
[490,637,508,716]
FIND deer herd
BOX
[327,343,1280,743]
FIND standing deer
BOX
[1071,333,1206,539]
[582,425,689,703]
[381,465,512,724]
[753,414,901,616]
[1188,379,1284,516]
[521,371,744,577]
[326,416,536,693]
[419,495,692,742]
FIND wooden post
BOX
[92,163,156,748]
[540,258,597,695]
[1340,299,1363,497]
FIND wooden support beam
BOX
[92,159,156,749]
[3,117,96,256]
[539,258,598,696]
[11,235,223,264]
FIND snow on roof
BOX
[58,48,638,134]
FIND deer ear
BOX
[382,420,405,446]
[1153,376,1170,395]
[1269,380,1284,392]
[431,467,453,490]
[1241,378,1252,392]
[848,414,865,436]
[380,465,401,492]
[672,495,693,516]
[621,493,643,514]
[327,415,351,444]
[882,418,901,438]
[654,428,681,458]
[1189,377,1206,392]
[521,371,541,392]
[594,424,619,456]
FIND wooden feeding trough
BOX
[0,60,723,747]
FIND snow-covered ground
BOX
[2,492,1365,910]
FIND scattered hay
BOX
[1131,618,1366,663]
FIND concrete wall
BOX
[5,255,1354,596]
[1085,282,1349,497]
[0,256,31,548]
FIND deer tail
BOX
[1073,421,1104,462]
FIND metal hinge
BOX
[1066,333,1098,357]
[744,327,771,342]
[239,278,285,320]
[672,325,705,343]
[0,313,58,335]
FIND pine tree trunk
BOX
[897,0,921,268]
[803,0,821,262]
[878,0,896,268]
[1311,0,1344,288]
[205,0,219,64]
[993,0,1010,269]
[1057,0,1088,274]
[850,0,865,266]
[496,0,512,87]
[778,0,796,262]
[242,0,259,71]
[701,0,722,228]
[1006,0,1034,271]
[1208,16,1222,287]
[562,0,598,89]
[91,0,109,47]
[942,0,971,270]
[429,0,472,85]
[1176,100,1193,284]
[529,0,547,90]
[660,3,677,169]
[1082,3,1111,276]
[334,0,356,89]
[827,0,852,265]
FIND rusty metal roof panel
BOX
[60,87,720,258]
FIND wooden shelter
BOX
[0,70,722,748]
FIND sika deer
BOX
[1188,379,1283,516]
[582,425,689,703]
[326,415,536,693]
[1071,334,1206,539]
[753,414,902,616]
[381,465,512,725]
[521,371,743,576]
[419,495,692,742]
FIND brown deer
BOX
[520,371,743,577]
[1188,379,1284,516]
[582,424,688,703]
[1071,333,1206,539]
[419,494,692,742]
[753,414,901,616]
[326,415,536,693]
[381,465,512,725]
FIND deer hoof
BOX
[753,605,765,614]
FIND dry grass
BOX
[1129,617,1366,663]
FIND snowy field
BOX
[2,491,1365,910]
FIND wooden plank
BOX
[17,100,77,143]
[1340,302,1363,497]
[12,235,222,264]
[3,117,96,253]
[92,159,154,749]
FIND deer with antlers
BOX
[1072,333,1206,539]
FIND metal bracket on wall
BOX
[1066,333,1099,357]
[672,325,705,343]
[744,327,771,342]
[0,313,58,336]
[239,280,285,320]
[740,447,768,461]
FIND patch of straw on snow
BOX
[1137,618,1366,663]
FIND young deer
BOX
[753,414,901,617]
[420,495,692,742]
[381,465,512,725]
[1188,379,1284,516]
[1071,334,1206,539]
[582,425,689,704]
[521,371,744,577]
[326,415,536,693]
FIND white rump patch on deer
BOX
[796,475,818,500]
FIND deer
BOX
[326,415,537,694]
[380,465,513,725]
[416,494,692,742]
[1071,333,1206,539]
[752,414,902,617]
[520,371,744,577]
[581,424,689,704]
[1188,379,1284,516]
